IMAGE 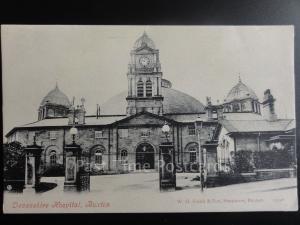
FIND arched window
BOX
[137,80,144,97]
[232,103,240,112]
[189,147,197,163]
[241,102,246,111]
[47,108,55,117]
[121,150,128,163]
[146,79,152,97]
[95,150,103,165]
[50,151,57,165]
[257,103,261,114]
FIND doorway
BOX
[136,143,155,170]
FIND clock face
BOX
[139,56,150,67]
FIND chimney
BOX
[77,97,86,124]
[205,97,213,121]
[96,104,99,119]
[262,89,277,121]
[96,104,101,119]
[68,98,86,125]
[216,105,224,120]
[68,106,76,125]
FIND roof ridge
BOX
[283,119,295,130]
[222,119,293,122]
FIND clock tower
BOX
[126,32,164,115]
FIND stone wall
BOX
[8,118,217,173]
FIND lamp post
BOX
[195,116,204,191]
[70,126,78,144]
[162,121,170,142]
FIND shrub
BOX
[253,150,294,169]
[233,150,255,173]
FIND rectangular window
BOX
[95,130,104,139]
[188,124,196,136]
[49,131,57,140]
[141,130,150,137]
[28,132,36,142]
[119,129,128,138]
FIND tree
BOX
[3,141,25,179]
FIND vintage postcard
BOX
[2,25,297,213]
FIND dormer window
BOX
[232,103,240,112]
[48,108,55,117]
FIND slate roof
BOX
[224,79,258,103]
[220,119,295,133]
[11,115,127,129]
[165,114,205,123]
[100,87,205,115]
[285,119,296,131]
[40,85,71,107]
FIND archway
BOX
[136,143,155,170]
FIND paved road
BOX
[40,172,297,195]
[4,173,297,213]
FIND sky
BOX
[2,25,295,138]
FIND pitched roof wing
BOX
[220,119,295,133]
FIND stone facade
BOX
[10,112,218,173]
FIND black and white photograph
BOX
[2,25,297,213]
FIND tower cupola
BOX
[38,83,71,120]
[223,77,261,115]
[126,32,164,115]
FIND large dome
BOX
[40,84,71,107]
[133,31,156,50]
[100,87,205,115]
[224,78,258,103]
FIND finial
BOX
[55,81,58,89]
[206,96,212,106]
[72,96,75,106]
[143,30,147,36]
[80,97,85,106]
[238,74,241,83]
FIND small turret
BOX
[68,97,86,125]
[262,89,277,121]
[205,97,224,121]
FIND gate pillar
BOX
[159,142,176,191]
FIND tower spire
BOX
[238,73,241,83]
